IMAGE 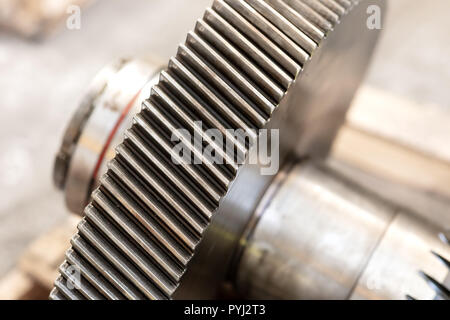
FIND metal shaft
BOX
[234,161,450,300]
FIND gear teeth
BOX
[83,204,176,297]
[224,0,310,66]
[158,72,242,173]
[49,288,67,300]
[126,124,223,206]
[133,109,227,199]
[212,0,301,77]
[195,18,285,103]
[53,0,361,300]
[159,70,248,160]
[418,271,450,300]
[431,251,450,270]
[77,219,169,299]
[123,130,218,218]
[439,232,450,245]
[244,0,318,53]
[65,248,125,299]
[142,99,232,190]
[168,57,257,144]
[100,174,191,266]
[203,8,293,89]
[415,239,450,300]
[71,234,145,299]
[299,0,340,23]
[187,30,276,117]
[59,261,105,300]
[177,43,267,128]
[108,157,200,250]
[319,0,347,16]
[54,276,84,300]
[151,83,239,175]
[91,189,184,282]
[265,0,325,43]
[281,0,334,32]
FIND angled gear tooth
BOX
[54,276,84,300]
[71,234,145,300]
[65,248,125,300]
[244,0,317,53]
[265,0,325,43]
[203,8,293,90]
[129,115,225,203]
[177,43,267,128]
[338,0,354,8]
[223,0,310,66]
[124,128,217,219]
[418,271,450,300]
[212,0,301,77]
[299,0,340,23]
[59,261,105,300]
[431,251,450,270]
[100,174,191,266]
[187,29,276,116]
[49,288,67,300]
[114,144,208,236]
[108,157,199,250]
[77,219,168,300]
[439,232,450,245]
[159,70,248,158]
[151,84,239,175]
[319,0,346,16]
[195,18,285,103]
[92,189,184,282]
[84,204,177,297]
[281,0,334,32]
[168,57,257,143]
[142,99,233,190]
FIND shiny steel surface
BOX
[235,162,450,300]
[350,213,449,300]
[53,61,120,190]
[51,0,384,299]
[54,58,163,214]
[175,0,385,299]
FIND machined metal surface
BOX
[50,0,385,300]
[175,0,386,299]
[54,58,163,214]
[235,162,450,300]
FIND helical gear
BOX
[50,0,373,300]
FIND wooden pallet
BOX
[0,215,78,300]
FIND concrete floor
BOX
[0,0,449,278]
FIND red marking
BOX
[91,89,143,182]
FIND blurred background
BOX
[0,0,449,293]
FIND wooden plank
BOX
[0,269,48,300]
[17,215,79,290]
[332,125,450,199]
[348,86,450,164]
